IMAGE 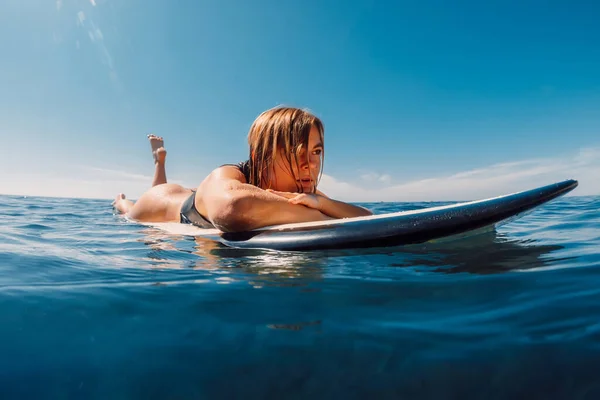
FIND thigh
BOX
[128,184,192,222]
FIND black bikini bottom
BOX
[180,191,214,229]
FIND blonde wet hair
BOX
[247,106,324,192]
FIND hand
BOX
[266,189,322,210]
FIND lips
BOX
[298,178,313,185]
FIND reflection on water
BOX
[133,217,567,281]
[387,232,565,275]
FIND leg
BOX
[113,184,192,223]
[148,134,167,187]
[112,193,134,214]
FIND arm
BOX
[314,191,373,219]
[269,189,373,219]
[195,167,333,232]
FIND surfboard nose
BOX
[547,179,578,197]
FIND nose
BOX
[300,159,317,171]
[299,156,309,170]
[299,153,318,171]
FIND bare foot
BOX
[148,134,167,165]
[148,134,168,186]
[112,193,134,214]
[111,193,124,206]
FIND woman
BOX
[113,106,372,232]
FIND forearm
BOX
[211,184,332,232]
[318,196,372,219]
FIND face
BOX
[267,125,323,193]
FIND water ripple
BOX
[1,194,600,397]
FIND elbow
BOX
[209,192,256,232]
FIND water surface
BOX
[1,194,599,399]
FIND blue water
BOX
[1,194,600,399]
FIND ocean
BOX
[1,194,599,399]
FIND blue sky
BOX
[1,0,599,201]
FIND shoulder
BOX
[196,161,250,193]
[218,160,250,184]
[211,164,247,183]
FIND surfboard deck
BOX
[141,179,578,251]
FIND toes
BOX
[112,193,125,206]
[148,134,163,142]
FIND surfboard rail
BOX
[216,179,579,251]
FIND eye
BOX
[312,149,322,156]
